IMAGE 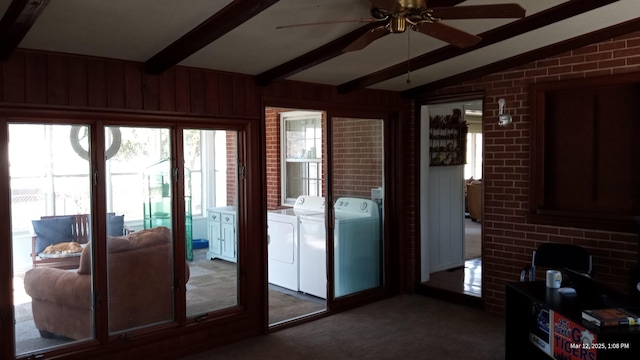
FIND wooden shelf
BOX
[429,109,468,166]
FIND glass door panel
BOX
[185,129,240,317]
[330,117,384,298]
[106,126,174,334]
[10,124,95,355]
[265,107,327,326]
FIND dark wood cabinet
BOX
[530,73,640,232]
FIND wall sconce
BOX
[498,98,512,127]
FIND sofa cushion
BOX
[78,244,92,275]
[32,217,73,255]
[109,226,170,254]
[77,226,171,275]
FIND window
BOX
[464,109,483,180]
[465,132,482,180]
[10,126,224,239]
[9,121,244,356]
[281,111,322,205]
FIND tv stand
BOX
[505,281,640,360]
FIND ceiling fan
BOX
[277,0,526,51]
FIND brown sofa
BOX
[466,180,482,222]
[24,226,188,340]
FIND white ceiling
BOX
[2,0,639,93]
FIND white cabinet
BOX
[206,207,237,263]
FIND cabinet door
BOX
[209,221,222,255]
[221,222,236,259]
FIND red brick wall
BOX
[265,108,282,210]
[426,31,640,314]
[331,117,383,199]
[265,111,383,209]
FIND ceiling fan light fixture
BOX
[390,15,407,33]
[400,0,426,9]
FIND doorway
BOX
[419,98,483,300]
[265,107,327,326]
[264,107,387,325]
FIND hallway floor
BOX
[423,217,482,298]
[425,257,482,297]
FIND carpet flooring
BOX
[181,294,505,360]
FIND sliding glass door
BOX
[330,117,384,298]
[10,123,96,355]
[265,107,327,326]
[105,126,176,334]
[184,129,240,317]
[8,120,246,357]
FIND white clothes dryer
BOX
[267,196,324,292]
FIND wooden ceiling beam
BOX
[337,0,620,94]
[255,0,465,86]
[402,16,640,98]
[255,23,381,87]
[145,0,280,75]
[0,0,51,60]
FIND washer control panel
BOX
[334,197,377,217]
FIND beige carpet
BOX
[181,294,505,360]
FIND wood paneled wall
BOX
[0,49,410,360]
[1,50,261,118]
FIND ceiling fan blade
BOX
[343,26,390,52]
[369,0,403,12]
[414,22,481,48]
[276,18,377,29]
[430,4,526,19]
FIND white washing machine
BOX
[333,197,381,297]
[267,196,324,291]
[298,211,327,299]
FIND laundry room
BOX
[265,106,385,324]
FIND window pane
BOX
[108,126,174,335]
[187,130,240,317]
[282,111,323,204]
[475,133,482,179]
[331,117,384,298]
[108,127,171,222]
[266,107,327,326]
[184,129,202,217]
[11,124,95,355]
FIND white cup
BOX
[546,270,562,288]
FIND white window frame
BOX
[280,111,323,206]
[464,115,483,181]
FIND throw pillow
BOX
[78,243,92,275]
[107,214,125,237]
[32,217,73,255]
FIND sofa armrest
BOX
[24,267,92,309]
